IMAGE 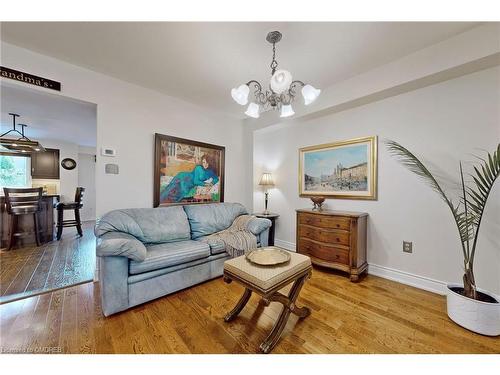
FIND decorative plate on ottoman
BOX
[246,247,291,266]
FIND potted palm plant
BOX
[386,141,500,336]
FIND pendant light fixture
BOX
[231,31,321,119]
[0,113,46,153]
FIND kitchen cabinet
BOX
[31,148,60,179]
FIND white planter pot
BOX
[446,284,500,336]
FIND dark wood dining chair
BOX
[3,187,44,250]
[56,187,85,240]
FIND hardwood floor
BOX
[0,222,95,304]
[0,267,498,354]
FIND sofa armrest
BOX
[99,256,129,316]
[96,232,147,261]
[247,217,272,236]
[258,228,270,247]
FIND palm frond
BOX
[385,140,453,207]
[466,143,500,264]
[385,140,469,257]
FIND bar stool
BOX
[3,187,44,250]
[56,187,85,240]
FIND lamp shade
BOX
[231,84,250,105]
[259,172,275,186]
[280,104,295,118]
[245,102,260,118]
[270,69,292,94]
[301,84,321,105]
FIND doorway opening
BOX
[0,82,97,304]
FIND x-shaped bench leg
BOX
[259,273,310,353]
[224,288,252,322]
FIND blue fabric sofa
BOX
[95,202,271,316]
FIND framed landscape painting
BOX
[299,136,377,200]
[154,133,225,207]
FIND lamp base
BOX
[264,192,270,216]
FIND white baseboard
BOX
[274,238,448,295]
[367,263,448,295]
[274,239,296,252]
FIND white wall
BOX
[78,152,96,221]
[253,67,500,295]
[1,42,246,217]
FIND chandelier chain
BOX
[270,42,278,75]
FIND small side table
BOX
[253,213,279,246]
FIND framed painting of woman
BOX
[154,133,225,207]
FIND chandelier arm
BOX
[256,92,267,105]
[280,92,294,106]
[288,80,306,96]
[246,80,262,92]
[246,80,269,105]
[265,90,280,108]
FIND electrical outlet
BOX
[403,241,413,253]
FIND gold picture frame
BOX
[299,136,377,200]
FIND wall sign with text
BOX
[0,66,61,91]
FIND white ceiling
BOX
[0,22,480,118]
[0,84,97,147]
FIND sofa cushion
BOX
[95,206,190,244]
[195,236,226,255]
[129,240,210,275]
[183,202,248,239]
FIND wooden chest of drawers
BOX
[296,209,368,282]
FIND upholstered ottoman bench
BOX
[223,249,312,353]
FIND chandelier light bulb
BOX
[231,84,250,106]
[301,84,321,105]
[280,104,295,118]
[245,102,260,118]
[270,69,292,94]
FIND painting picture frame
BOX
[299,136,377,200]
[154,133,225,207]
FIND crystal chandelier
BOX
[231,31,321,119]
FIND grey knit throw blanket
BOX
[201,215,257,258]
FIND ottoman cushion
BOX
[224,249,311,292]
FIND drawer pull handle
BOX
[336,238,340,242]
[335,254,340,259]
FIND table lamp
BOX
[259,172,275,215]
